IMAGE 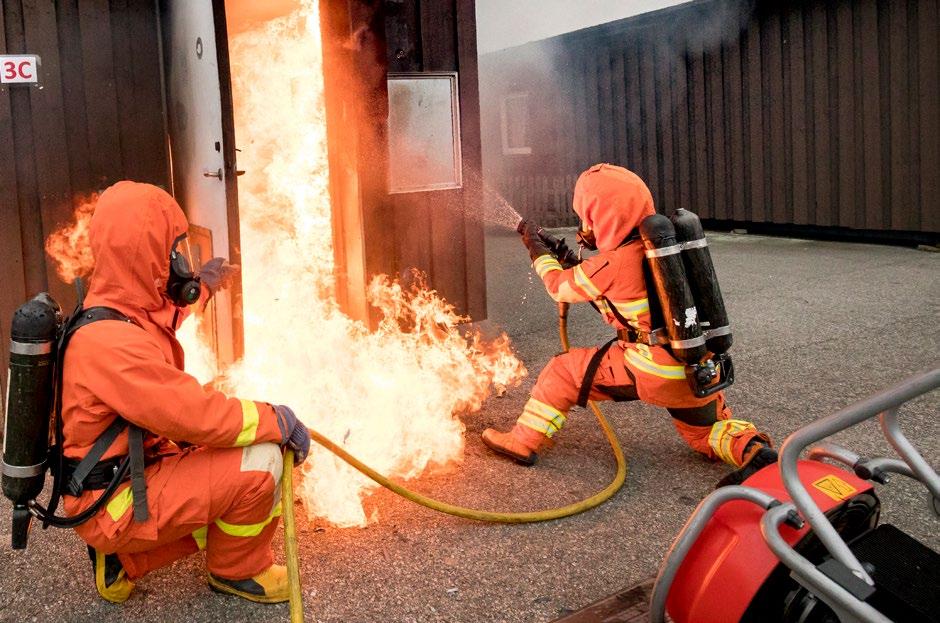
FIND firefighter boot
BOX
[482,424,553,466]
[88,545,135,604]
[716,438,778,488]
[208,564,290,603]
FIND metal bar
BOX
[760,504,891,623]
[778,368,940,585]
[806,442,861,469]
[649,486,779,623]
[880,407,940,500]
[862,456,916,480]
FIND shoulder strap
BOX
[46,306,148,527]
[576,338,618,408]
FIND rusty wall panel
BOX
[479,0,939,240]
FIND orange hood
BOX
[573,164,655,252]
[84,181,189,333]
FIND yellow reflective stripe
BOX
[192,526,208,550]
[533,255,563,278]
[573,265,602,298]
[105,486,134,522]
[214,503,283,538]
[518,413,555,436]
[625,349,687,380]
[524,398,566,430]
[611,297,650,320]
[708,420,756,466]
[236,399,260,446]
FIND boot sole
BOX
[207,574,289,604]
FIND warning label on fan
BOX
[812,475,858,501]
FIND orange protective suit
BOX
[517,164,766,467]
[62,182,288,581]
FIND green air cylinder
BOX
[670,209,732,355]
[3,294,60,549]
[639,214,707,365]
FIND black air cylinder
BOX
[670,209,732,355]
[639,215,706,365]
[2,295,59,512]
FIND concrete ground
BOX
[1,228,937,623]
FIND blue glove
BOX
[274,405,310,466]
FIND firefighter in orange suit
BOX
[61,181,310,604]
[483,164,776,484]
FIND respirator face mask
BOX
[166,233,201,307]
[576,226,597,252]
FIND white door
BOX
[162,0,237,366]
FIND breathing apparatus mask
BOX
[576,227,597,252]
[166,233,201,307]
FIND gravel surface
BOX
[1,228,937,623]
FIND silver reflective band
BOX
[1,460,45,478]
[10,340,52,356]
[679,238,708,250]
[670,336,706,349]
[705,325,731,338]
[645,245,681,258]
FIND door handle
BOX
[203,168,223,179]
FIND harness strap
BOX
[127,425,149,521]
[66,417,128,497]
[576,338,618,408]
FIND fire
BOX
[222,0,525,526]
[44,194,97,283]
[44,0,525,529]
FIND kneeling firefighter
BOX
[3,182,310,604]
[483,164,776,484]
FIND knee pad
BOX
[240,443,284,483]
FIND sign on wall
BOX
[387,72,462,194]
[0,55,40,85]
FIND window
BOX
[500,92,532,155]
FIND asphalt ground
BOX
[1,228,937,622]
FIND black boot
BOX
[716,444,778,488]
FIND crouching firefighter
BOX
[482,164,777,485]
[1,182,311,604]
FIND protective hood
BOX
[85,181,189,329]
[573,164,655,252]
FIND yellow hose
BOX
[305,302,626,522]
[282,449,304,622]
[283,302,627,618]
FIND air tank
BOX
[2,293,60,549]
[670,209,733,355]
[638,215,707,365]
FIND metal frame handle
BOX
[778,368,940,585]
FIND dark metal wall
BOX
[480,0,939,240]
[0,0,168,401]
[385,0,485,319]
[323,0,486,322]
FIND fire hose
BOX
[281,302,628,619]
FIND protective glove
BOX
[274,405,311,465]
[517,220,553,262]
[198,257,240,297]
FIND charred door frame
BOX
[210,0,244,360]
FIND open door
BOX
[160,0,243,364]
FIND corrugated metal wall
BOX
[479,0,939,238]
[0,0,168,405]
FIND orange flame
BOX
[218,0,525,526]
[44,194,97,283]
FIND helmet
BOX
[573,164,655,252]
